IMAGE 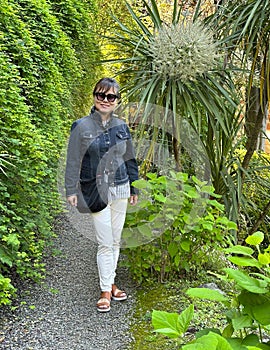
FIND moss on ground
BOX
[127,279,228,350]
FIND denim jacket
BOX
[65,107,139,197]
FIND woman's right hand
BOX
[67,195,77,207]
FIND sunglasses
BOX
[94,92,119,103]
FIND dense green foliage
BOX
[151,232,270,349]
[0,0,101,305]
[123,172,237,283]
[49,0,101,115]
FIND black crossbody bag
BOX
[77,177,108,213]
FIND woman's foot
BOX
[111,284,127,301]
[97,291,111,312]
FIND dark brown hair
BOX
[93,78,120,98]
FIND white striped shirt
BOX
[108,181,130,202]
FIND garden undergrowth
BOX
[128,277,230,350]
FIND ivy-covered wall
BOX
[0,0,101,305]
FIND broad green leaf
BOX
[242,334,260,346]
[174,254,180,267]
[254,345,270,350]
[232,315,253,331]
[186,288,228,302]
[201,185,216,194]
[228,256,260,268]
[154,193,166,203]
[245,232,264,246]
[155,175,167,184]
[152,310,182,338]
[168,242,178,258]
[227,221,238,230]
[153,327,180,337]
[184,332,233,350]
[238,291,270,325]
[227,338,249,350]
[202,222,213,230]
[182,334,218,350]
[208,200,225,211]
[183,186,200,199]
[175,172,189,182]
[224,268,268,294]
[224,246,254,256]
[138,199,152,208]
[137,224,152,237]
[249,273,270,284]
[177,304,194,334]
[225,309,241,321]
[252,303,270,325]
[222,324,234,338]
[196,328,221,339]
[180,239,191,252]
[191,176,207,187]
[131,179,149,189]
[258,253,270,265]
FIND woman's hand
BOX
[129,195,138,206]
[67,195,77,207]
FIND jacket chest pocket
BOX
[116,130,129,141]
[82,133,99,152]
[115,130,129,154]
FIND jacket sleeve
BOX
[123,125,139,195]
[65,121,82,197]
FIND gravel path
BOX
[0,212,136,350]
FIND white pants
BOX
[91,198,128,292]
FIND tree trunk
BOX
[241,86,267,175]
[172,137,181,171]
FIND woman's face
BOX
[94,87,119,118]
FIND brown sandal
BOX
[97,291,111,312]
[111,284,127,301]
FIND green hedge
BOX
[49,0,101,115]
[0,0,101,305]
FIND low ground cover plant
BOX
[151,232,270,349]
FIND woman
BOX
[65,78,139,312]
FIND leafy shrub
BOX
[122,171,237,283]
[151,231,270,349]
[0,275,16,306]
[0,0,100,305]
[49,0,101,115]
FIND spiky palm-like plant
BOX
[105,0,242,225]
[110,0,238,119]
[207,0,270,234]
[148,21,219,83]
[210,0,270,166]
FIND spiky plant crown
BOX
[148,21,220,82]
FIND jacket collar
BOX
[90,106,116,129]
